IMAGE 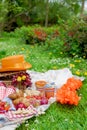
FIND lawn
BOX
[0,36,87,130]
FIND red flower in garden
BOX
[68,31,75,37]
[52,30,60,38]
[34,29,47,41]
[64,42,68,46]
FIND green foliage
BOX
[45,37,64,58]
[0,0,82,32]
[0,50,6,59]
[0,1,8,33]
[62,17,87,58]
[1,15,87,59]
[13,26,60,45]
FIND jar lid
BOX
[45,82,55,88]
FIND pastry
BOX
[13,97,24,105]
[25,89,40,96]
[8,90,24,100]
[13,97,30,107]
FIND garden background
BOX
[0,0,87,130]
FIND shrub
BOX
[62,17,87,58]
[13,25,60,45]
[45,37,64,58]
[2,18,86,59]
[0,50,6,59]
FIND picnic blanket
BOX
[27,68,84,89]
[0,68,84,130]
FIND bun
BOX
[13,97,30,107]
[8,93,18,100]
[8,90,24,100]
[13,97,24,105]
[17,90,24,98]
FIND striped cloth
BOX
[5,105,37,120]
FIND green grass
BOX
[0,36,87,130]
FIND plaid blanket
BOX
[5,105,37,120]
[0,82,16,100]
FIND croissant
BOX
[13,97,24,105]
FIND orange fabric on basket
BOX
[56,77,82,105]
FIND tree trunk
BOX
[45,0,49,27]
[80,0,85,17]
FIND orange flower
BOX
[56,88,81,105]
[66,77,82,90]
[56,77,82,105]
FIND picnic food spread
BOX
[0,55,83,128]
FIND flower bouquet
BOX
[12,71,32,90]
